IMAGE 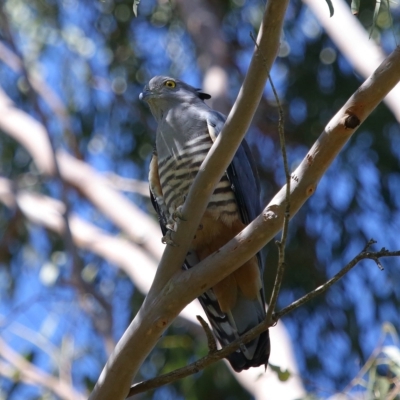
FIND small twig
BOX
[250,31,290,321]
[127,317,271,397]
[127,241,399,397]
[196,315,217,354]
[371,256,385,271]
[275,243,398,320]
[362,238,377,252]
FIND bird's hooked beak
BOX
[139,86,154,101]
[139,85,157,102]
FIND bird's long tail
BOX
[198,289,270,372]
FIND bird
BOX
[140,76,270,372]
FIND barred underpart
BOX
[158,133,239,221]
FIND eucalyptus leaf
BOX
[325,0,334,17]
[370,0,382,38]
[133,0,140,17]
[269,363,291,381]
[351,0,361,15]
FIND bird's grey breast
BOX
[156,106,239,224]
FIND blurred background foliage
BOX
[0,0,400,399]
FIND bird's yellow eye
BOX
[164,80,176,88]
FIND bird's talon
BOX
[166,223,176,231]
[161,231,179,247]
[172,205,186,221]
[173,210,187,221]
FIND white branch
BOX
[304,0,400,122]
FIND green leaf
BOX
[375,377,390,399]
[351,0,361,15]
[133,0,141,17]
[269,363,291,381]
[370,0,382,38]
[325,0,334,17]
[382,322,399,344]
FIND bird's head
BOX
[139,76,211,121]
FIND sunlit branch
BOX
[304,0,400,122]
[127,242,400,397]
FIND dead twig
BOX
[196,315,217,354]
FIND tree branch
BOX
[304,0,400,122]
[0,177,304,399]
[275,244,397,320]
[196,315,217,354]
[89,29,400,400]
[127,241,400,396]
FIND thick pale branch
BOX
[0,88,56,175]
[104,172,150,197]
[304,0,400,122]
